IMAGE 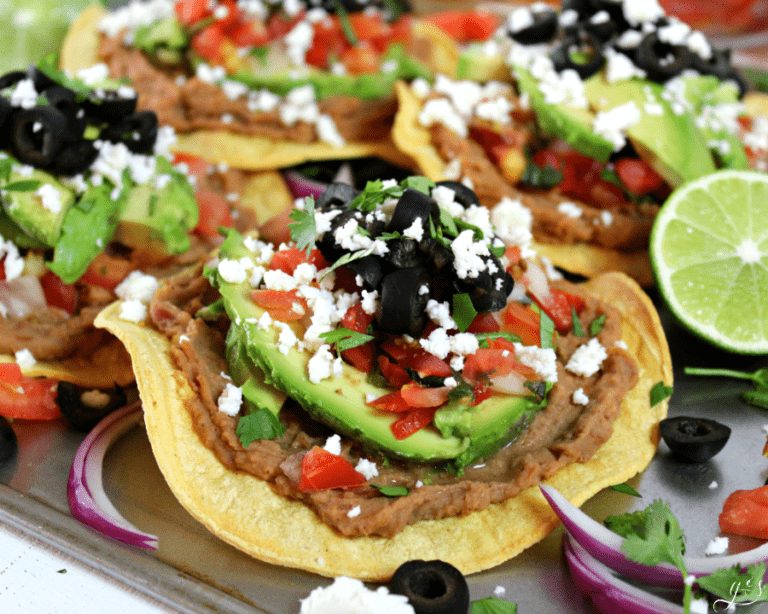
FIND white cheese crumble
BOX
[323,434,342,456]
[593,101,642,151]
[308,344,343,383]
[299,577,415,614]
[14,349,36,370]
[705,536,729,556]
[572,388,589,406]
[513,343,558,383]
[557,201,582,219]
[0,239,24,281]
[346,506,361,518]
[566,338,608,377]
[355,458,378,479]
[217,383,243,416]
[114,270,159,303]
[35,184,64,214]
[118,299,147,322]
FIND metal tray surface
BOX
[2,290,768,613]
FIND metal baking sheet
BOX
[2,288,768,613]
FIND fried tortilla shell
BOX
[60,6,452,171]
[95,271,670,581]
[392,81,655,287]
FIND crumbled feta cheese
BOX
[114,270,159,303]
[709,480,718,489]
[566,338,608,377]
[35,184,64,214]
[614,340,628,350]
[80,389,112,409]
[494,586,506,597]
[572,388,589,405]
[689,598,709,614]
[705,536,729,556]
[403,218,425,241]
[426,300,456,330]
[323,434,342,455]
[0,240,23,281]
[593,101,642,151]
[308,345,342,383]
[14,349,36,370]
[346,506,361,518]
[418,98,467,137]
[557,201,582,219]
[355,458,378,479]
[623,0,665,26]
[217,383,242,416]
[513,343,558,383]
[316,114,346,147]
[118,299,147,322]
[451,229,491,280]
[299,577,415,614]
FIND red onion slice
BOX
[283,170,328,200]
[68,401,158,549]
[564,533,686,614]
[541,484,768,588]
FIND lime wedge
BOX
[650,169,768,354]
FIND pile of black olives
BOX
[315,180,514,337]
[0,65,159,176]
[507,0,747,95]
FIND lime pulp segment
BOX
[650,169,768,354]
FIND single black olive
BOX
[390,560,470,614]
[587,0,629,31]
[57,382,128,432]
[561,0,596,19]
[387,188,437,234]
[347,255,383,289]
[551,30,606,79]
[42,86,87,142]
[317,208,359,261]
[419,235,453,270]
[10,106,68,167]
[0,97,13,136]
[434,181,480,208]
[508,7,559,45]
[26,66,60,93]
[377,267,431,336]
[99,110,158,154]
[634,32,693,83]
[659,416,731,463]
[583,15,618,44]
[0,70,27,91]
[48,139,99,176]
[83,88,139,124]
[387,238,424,269]
[0,416,17,465]
[316,182,360,211]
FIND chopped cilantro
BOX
[696,563,768,605]
[57,569,67,574]
[437,207,459,237]
[3,179,41,192]
[604,508,649,539]
[609,482,642,497]
[475,332,522,348]
[236,409,285,446]
[489,242,506,258]
[401,175,436,194]
[650,381,673,407]
[332,0,359,45]
[571,306,584,336]
[520,159,563,189]
[471,597,517,613]
[525,380,548,401]
[320,327,374,352]
[539,310,555,349]
[621,499,687,572]
[589,314,606,336]
[452,293,477,333]
[447,370,474,402]
[685,366,768,411]
[249,46,269,65]
[372,484,409,497]
[288,196,317,255]
[321,244,377,277]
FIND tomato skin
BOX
[391,407,436,440]
[194,189,234,238]
[298,446,367,491]
[80,252,133,292]
[40,270,77,314]
[341,44,380,75]
[172,152,212,184]
[306,18,346,68]
[614,158,665,196]
[719,485,768,539]
[0,378,60,420]
[191,24,227,63]
[400,382,451,408]
[0,363,23,384]
[367,390,411,413]
[250,289,307,322]
[378,355,411,388]
[501,302,541,347]
[532,288,585,334]
[339,303,375,372]
[175,0,211,26]
[428,11,499,43]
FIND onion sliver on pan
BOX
[93,269,671,581]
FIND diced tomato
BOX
[378,355,411,388]
[503,245,522,269]
[80,252,133,292]
[268,11,305,39]
[228,18,271,47]
[339,303,375,371]
[427,10,499,43]
[341,302,373,334]
[531,288,585,334]
[379,340,451,378]
[172,152,212,184]
[191,23,227,64]
[0,378,60,420]
[211,0,240,31]
[388,14,413,45]
[391,407,436,440]
[251,289,307,322]
[470,385,493,406]
[0,363,23,385]
[174,0,212,26]
[341,44,380,75]
[332,265,362,294]
[306,18,347,68]
[501,302,541,347]
[349,12,392,52]
[40,270,77,314]
[614,158,666,196]
[466,312,501,334]
[532,149,565,174]
[399,382,451,408]
[462,348,537,384]
[298,446,367,491]
[719,485,768,540]
[0,258,5,281]
[194,189,233,237]
[367,390,410,413]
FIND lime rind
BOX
[651,169,768,354]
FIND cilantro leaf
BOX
[589,314,606,336]
[742,388,768,409]
[539,310,555,349]
[621,499,686,571]
[609,482,642,497]
[571,306,584,336]
[401,175,435,194]
[3,179,42,192]
[453,293,477,333]
[471,597,517,614]
[684,366,768,388]
[447,369,474,402]
[236,409,285,446]
[604,508,649,539]
[520,159,563,189]
[475,332,522,348]
[696,563,768,604]
[371,484,409,497]
[321,244,377,277]
[288,196,317,255]
[319,327,374,352]
[650,382,673,407]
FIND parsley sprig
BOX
[319,327,374,352]
[685,366,768,409]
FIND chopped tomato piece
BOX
[532,288,585,334]
[391,407,436,440]
[367,390,410,413]
[341,44,380,75]
[428,11,499,43]
[379,340,451,378]
[194,189,233,237]
[268,11,305,39]
[719,485,768,540]
[0,378,60,420]
[466,312,500,334]
[174,0,211,26]
[172,152,212,184]
[339,303,375,372]
[341,302,373,334]
[501,302,541,347]
[298,446,367,491]
[40,270,76,314]
[80,252,133,292]
[228,18,271,47]
[462,348,537,384]
[503,245,522,268]
[269,247,325,275]
[614,158,665,196]
[212,0,240,31]
[399,383,451,408]
[332,265,362,294]
[0,363,23,385]
[470,385,493,406]
[191,24,227,64]
[306,18,346,68]
[251,289,307,322]
[378,355,411,388]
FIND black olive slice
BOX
[508,7,559,45]
[10,106,68,167]
[387,238,423,269]
[84,88,139,123]
[587,0,629,31]
[634,32,693,83]
[561,0,596,20]
[434,181,480,208]
[42,86,87,142]
[347,255,383,289]
[583,14,618,44]
[316,182,360,211]
[0,97,13,136]
[26,66,60,93]
[390,560,470,614]
[99,110,158,154]
[0,416,17,465]
[419,235,453,270]
[317,208,358,261]
[388,188,437,234]
[49,139,99,176]
[57,382,128,432]
[551,30,606,79]
[659,416,731,463]
[0,70,27,91]
[377,267,431,336]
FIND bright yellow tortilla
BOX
[95,271,671,581]
[60,6,450,171]
[392,80,655,287]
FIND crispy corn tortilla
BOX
[95,271,671,581]
[392,80,656,287]
[60,6,450,171]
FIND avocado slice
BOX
[456,43,510,83]
[1,167,76,246]
[215,231,543,470]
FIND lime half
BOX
[650,169,768,354]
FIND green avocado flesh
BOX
[216,232,542,469]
